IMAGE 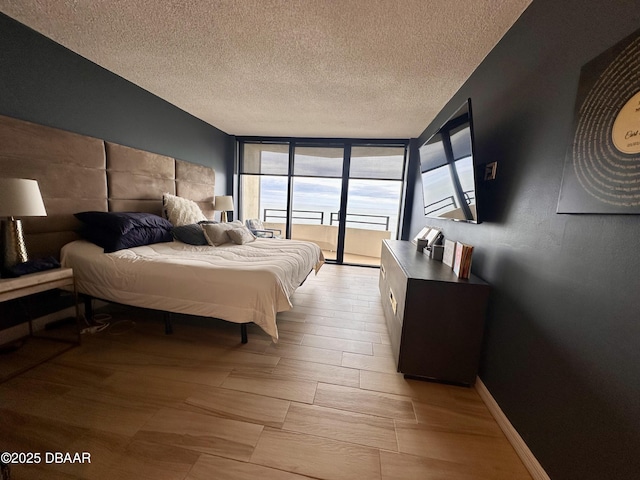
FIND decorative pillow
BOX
[162,193,207,226]
[79,225,173,253]
[201,222,234,246]
[74,211,173,233]
[74,211,173,253]
[227,227,256,245]
[172,223,209,245]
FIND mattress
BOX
[60,239,324,341]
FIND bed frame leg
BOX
[241,323,248,344]
[83,295,94,321]
[164,312,173,335]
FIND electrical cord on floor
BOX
[107,318,136,336]
[81,313,111,334]
[80,312,136,336]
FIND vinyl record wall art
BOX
[557,28,640,214]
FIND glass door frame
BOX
[237,137,410,266]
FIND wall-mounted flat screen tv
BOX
[419,98,481,223]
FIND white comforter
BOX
[60,239,324,341]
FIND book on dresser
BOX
[452,241,473,279]
[442,239,456,267]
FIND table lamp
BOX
[0,178,47,270]
[214,195,234,222]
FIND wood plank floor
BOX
[0,264,532,480]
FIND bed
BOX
[61,238,323,341]
[0,114,323,342]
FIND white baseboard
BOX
[475,377,551,480]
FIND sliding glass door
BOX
[343,146,406,265]
[239,140,407,266]
[290,146,343,261]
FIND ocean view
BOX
[258,176,402,233]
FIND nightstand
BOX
[0,267,81,382]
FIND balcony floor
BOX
[322,250,381,267]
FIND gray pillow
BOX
[227,227,256,245]
[201,222,234,246]
[172,224,208,245]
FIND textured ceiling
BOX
[1,1,531,138]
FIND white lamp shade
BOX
[0,178,47,217]
[214,195,234,211]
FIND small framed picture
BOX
[412,226,431,245]
[442,239,456,268]
[424,228,441,248]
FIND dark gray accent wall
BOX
[0,13,234,194]
[407,1,640,478]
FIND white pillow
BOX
[163,193,207,226]
[227,226,256,245]
[201,222,234,246]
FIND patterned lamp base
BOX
[2,217,29,271]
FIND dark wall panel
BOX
[0,13,234,194]
[0,12,234,328]
[408,1,640,479]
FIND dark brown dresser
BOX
[379,239,490,386]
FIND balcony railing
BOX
[264,208,390,231]
[424,190,475,216]
[264,209,324,224]
[329,212,390,231]
[261,208,393,263]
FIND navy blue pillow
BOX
[80,225,172,253]
[75,211,173,252]
[172,224,208,245]
[74,211,173,234]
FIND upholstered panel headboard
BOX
[105,144,216,219]
[106,142,176,215]
[0,115,107,259]
[175,159,216,219]
[0,114,216,260]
